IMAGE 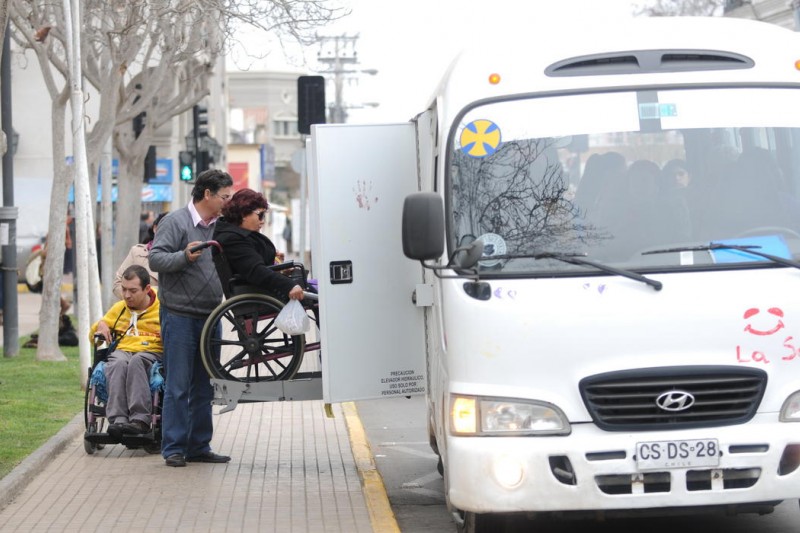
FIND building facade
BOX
[226,70,305,207]
[226,69,308,252]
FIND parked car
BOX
[14,177,53,285]
[21,240,45,292]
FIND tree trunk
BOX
[114,157,143,269]
[36,92,70,362]
[99,142,113,309]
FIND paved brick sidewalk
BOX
[0,400,373,532]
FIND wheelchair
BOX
[199,241,320,383]
[83,335,164,455]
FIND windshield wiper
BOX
[643,243,800,270]
[491,252,663,291]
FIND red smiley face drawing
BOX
[743,307,785,336]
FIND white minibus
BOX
[309,16,800,532]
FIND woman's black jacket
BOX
[212,218,297,301]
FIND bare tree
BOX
[9,1,71,361]
[452,139,592,257]
[9,0,343,363]
[105,1,344,270]
[634,0,726,16]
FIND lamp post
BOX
[184,132,222,170]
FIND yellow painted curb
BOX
[17,283,74,294]
[342,401,401,533]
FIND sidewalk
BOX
[0,280,75,347]
[0,286,45,347]
[0,401,377,532]
[0,287,397,532]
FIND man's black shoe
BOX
[165,454,186,467]
[107,423,125,440]
[186,451,231,463]
[120,420,150,435]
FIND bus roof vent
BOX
[545,49,753,77]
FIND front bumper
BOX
[446,413,800,513]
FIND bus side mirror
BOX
[402,193,444,260]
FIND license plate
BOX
[635,439,720,470]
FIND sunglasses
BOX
[254,210,266,221]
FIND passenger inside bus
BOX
[704,147,800,240]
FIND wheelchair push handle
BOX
[302,291,319,302]
[189,240,221,254]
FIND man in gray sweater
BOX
[149,169,234,467]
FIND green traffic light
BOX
[180,165,193,181]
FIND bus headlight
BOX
[780,391,800,421]
[450,395,571,436]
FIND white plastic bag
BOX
[275,299,310,335]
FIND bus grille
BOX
[580,366,767,431]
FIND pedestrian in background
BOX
[112,212,168,300]
[283,217,293,254]
[139,210,155,244]
[149,169,233,468]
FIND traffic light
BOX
[193,105,208,142]
[297,76,326,134]
[197,150,210,174]
[192,105,208,177]
[179,151,194,182]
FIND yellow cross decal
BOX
[460,119,501,158]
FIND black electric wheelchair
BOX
[199,241,320,383]
[83,335,164,455]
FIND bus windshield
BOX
[448,87,800,275]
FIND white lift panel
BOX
[308,123,427,403]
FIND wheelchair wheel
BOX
[143,442,161,454]
[83,439,97,455]
[83,374,105,455]
[200,293,306,382]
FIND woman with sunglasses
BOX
[212,188,304,301]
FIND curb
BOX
[16,283,74,294]
[0,412,83,512]
[342,401,401,533]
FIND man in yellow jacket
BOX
[90,264,162,438]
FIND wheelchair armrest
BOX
[266,260,297,272]
[227,262,308,298]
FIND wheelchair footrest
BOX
[84,432,120,445]
[85,431,159,446]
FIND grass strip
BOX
[0,338,82,479]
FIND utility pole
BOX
[315,34,378,124]
[793,0,800,30]
[1,22,19,356]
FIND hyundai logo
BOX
[655,390,695,412]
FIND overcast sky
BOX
[229,0,640,123]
